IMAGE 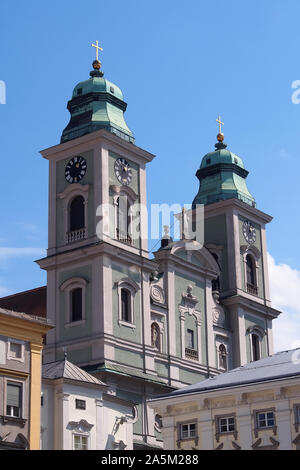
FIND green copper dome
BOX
[192,139,255,207]
[61,66,134,144]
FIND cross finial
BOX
[91,40,103,62]
[216,115,224,135]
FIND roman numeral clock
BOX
[65,156,87,184]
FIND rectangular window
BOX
[187,329,195,349]
[71,288,82,322]
[75,399,86,410]
[180,422,196,439]
[6,382,22,418]
[9,342,22,359]
[73,434,88,450]
[257,411,275,429]
[219,416,235,433]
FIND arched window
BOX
[211,252,220,292]
[151,323,161,351]
[246,254,257,295]
[70,196,85,232]
[251,333,260,361]
[71,288,82,322]
[219,344,227,370]
[116,196,132,245]
[121,288,131,323]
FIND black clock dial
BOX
[65,156,87,184]
[114,158,132,186]
[243,220,256,244]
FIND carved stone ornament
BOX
[179,285,199,316]
[68,419,94,433]
[150,285,165,304]
[213,308,226,327]
[212,290,226,327]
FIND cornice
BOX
[203,198,273,225]
[36,240,158,272]
[40,129,155,164]
[221,294,281,319]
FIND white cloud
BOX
[268,253,300,352]
[0,247,45,260]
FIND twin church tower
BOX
[37,45,280,449]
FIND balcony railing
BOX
[116,228,132,246]
[185,348,198,360]
[67,228,86,243]
[247,283,258,296]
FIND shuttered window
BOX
[6,382,22,417]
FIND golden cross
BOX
[216,115,224,134]
[91,40,103,61]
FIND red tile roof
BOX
[0,286,47,318]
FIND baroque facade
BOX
[27,54,281,448]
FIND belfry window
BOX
[116,196,132,245]
[218,344,227,370]
[70,196,85,232]
[121,288,131,323]
[71,288,83,322]
[251,333,260,361]
[246,255,257,295]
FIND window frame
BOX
[5,379,23,419]
[215,413,237,442]
[72,433,89,450]
[58,183,89,245]
[7,339,25,363]
[253,408,277,437]
[60,277,87,327]
[116,278,139,328]
[177,420,197,441]
[293,404,300,432]
[75,399,86,410]
[187,329,195,350]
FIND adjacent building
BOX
[0,307,52,450]
[41,357,134,450]
[149,348,300,450]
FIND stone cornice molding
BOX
[110,184,138,202]
[40,129,155,164]
[58,183,89,201]
[68,419,94,433]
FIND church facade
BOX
[36,54,280,449]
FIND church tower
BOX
[191,123,280,368]
[37,52,280,449]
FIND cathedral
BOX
[0,47,281,450]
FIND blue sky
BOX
[1,0,300,349]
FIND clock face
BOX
[243,220,256,244]
[114,158,132,186]
[65,156,87,184]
